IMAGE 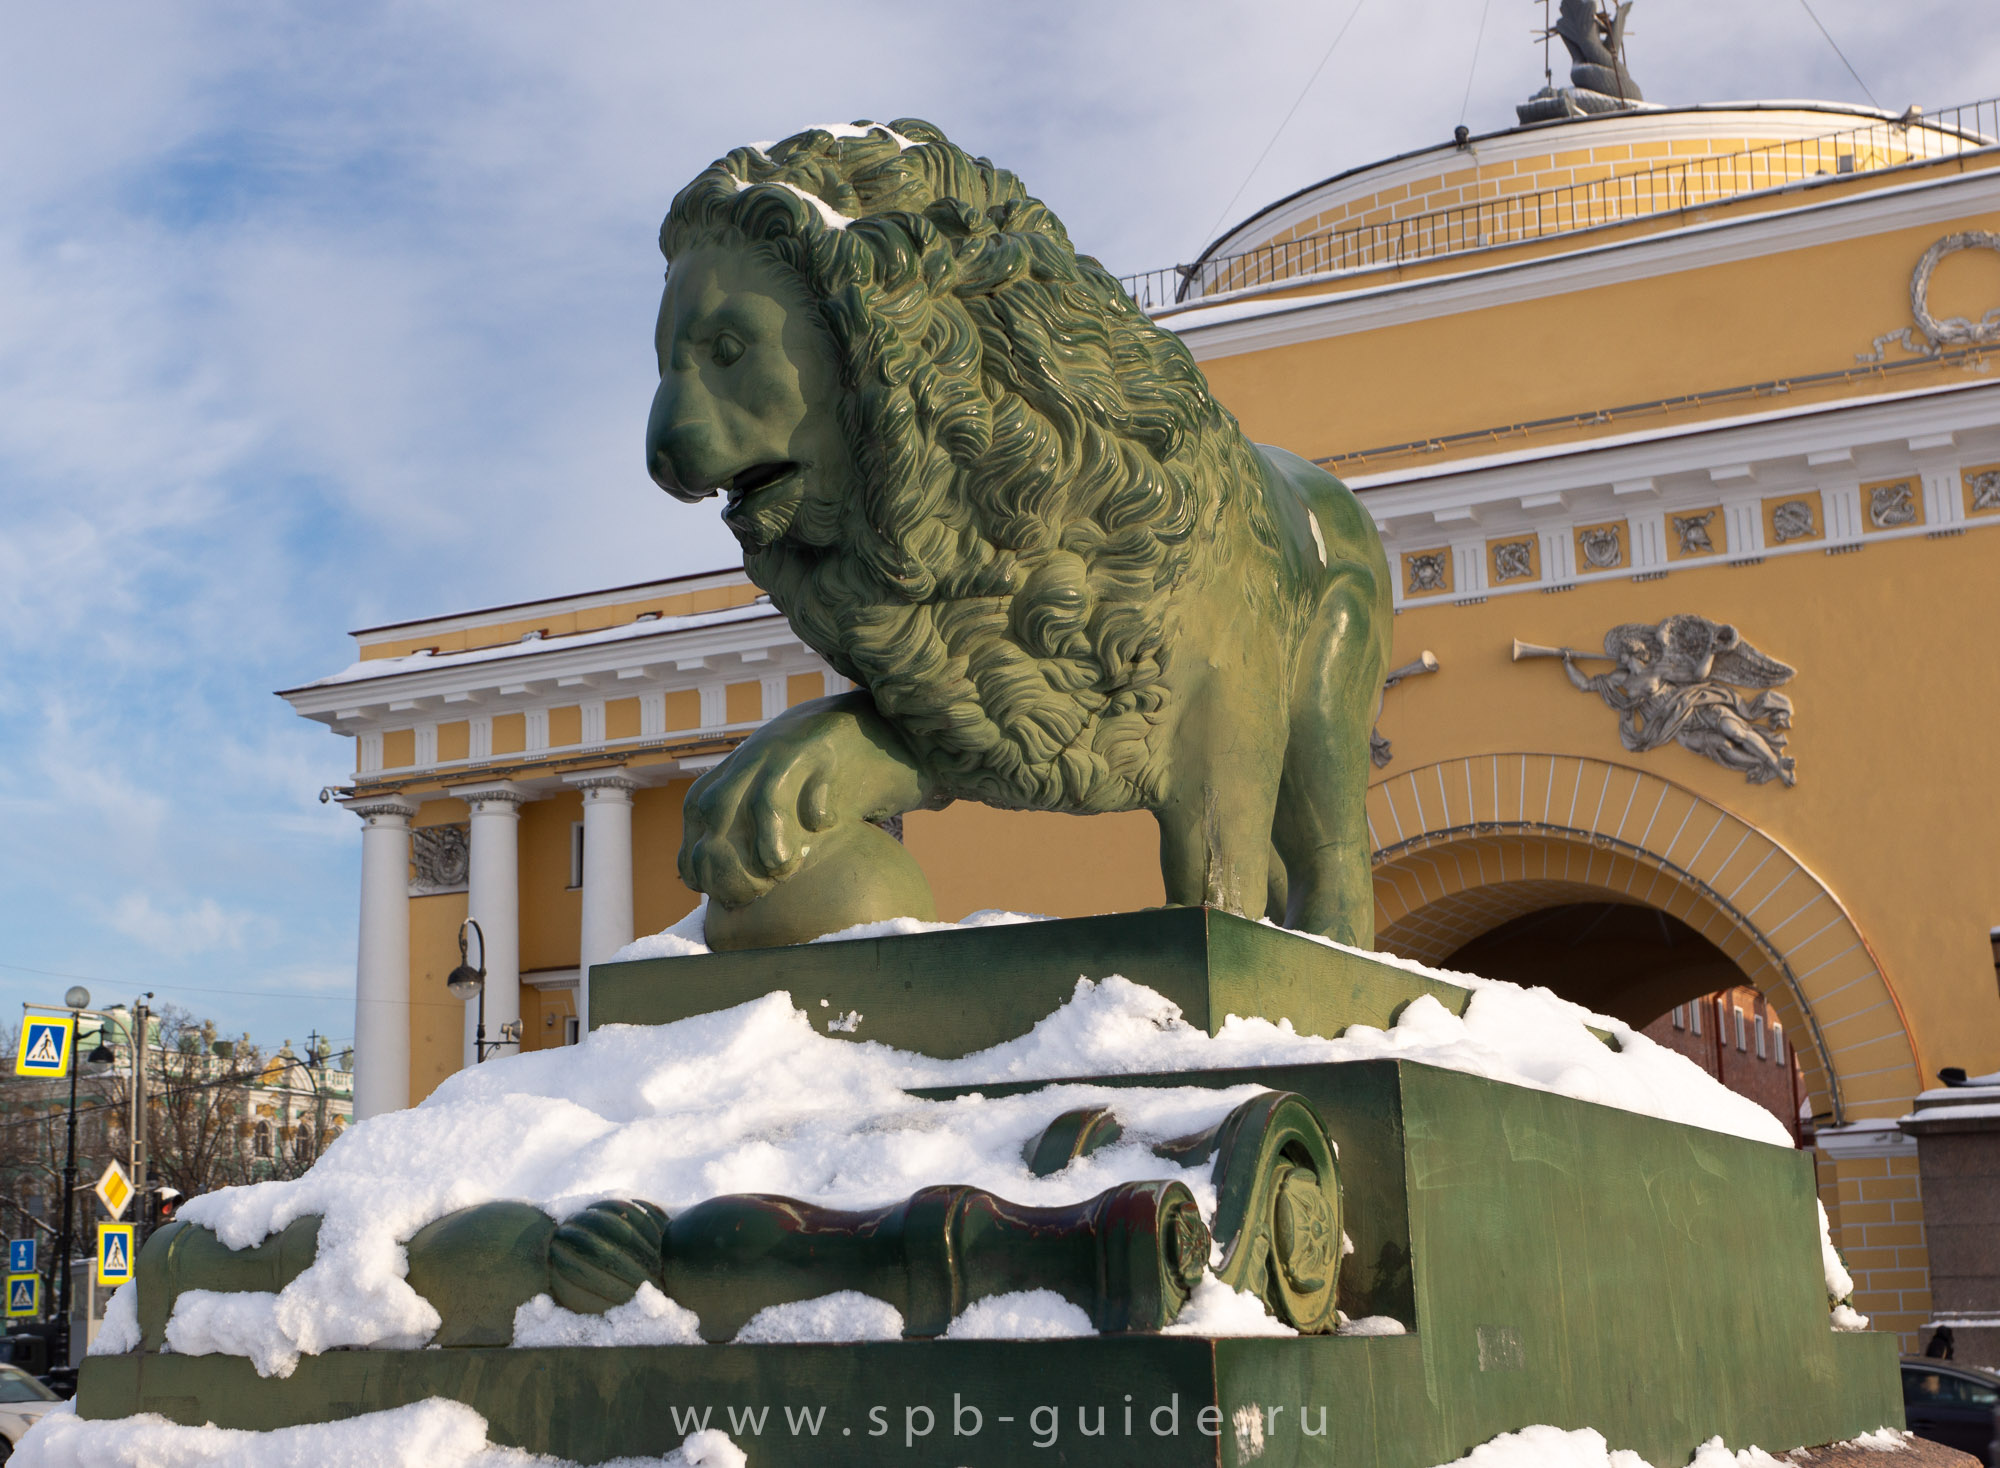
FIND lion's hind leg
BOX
[1270,575,1386,949]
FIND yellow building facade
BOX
[286,95,2000,1348]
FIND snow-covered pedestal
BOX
[67,911,1902,1467]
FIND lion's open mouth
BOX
[723,461,801,503]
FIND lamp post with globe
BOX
[445,919,520,1064]
[49,984,116,1376]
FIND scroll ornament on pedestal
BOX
[1513,614,1797,786]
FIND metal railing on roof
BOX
[1120,97,1999,311]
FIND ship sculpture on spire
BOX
[1518,0,1651,122]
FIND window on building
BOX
[1691,1002,1702,1036]
[1734,1006,1747,1051]
[564,1016,581,1046]
[253,1121,272,1158]
[1755,1015,1767,1058]
[1773,1022,1785,1063]
[1672,1005,1685,1030]
[569,823,585,889]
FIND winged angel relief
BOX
[1513,615,1797,786]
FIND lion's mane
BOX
[662,119,1277,813]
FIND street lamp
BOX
[445,919,518,1063]
[52,987,115,1375]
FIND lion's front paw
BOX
[679,746,839,906]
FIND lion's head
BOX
[647,119,1271,813]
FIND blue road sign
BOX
[4,1274,37,1319]
[6,1240,32,1274]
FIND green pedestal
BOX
[589,907,1473,1057]
[78,913,1903,1463]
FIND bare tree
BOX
[98,1007,271,1206]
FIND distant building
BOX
[1645,988,1805,1144]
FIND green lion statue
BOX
[645,119,1391,949]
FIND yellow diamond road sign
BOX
[95,1160,133,1221]
[96,1224,134,1288]
[14,1016,73,1078]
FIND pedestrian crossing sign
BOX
[4,1273,37,1319]
[14,1016,73,1078]
[95,1224,135,1287]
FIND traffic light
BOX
[147,1186,181,1228]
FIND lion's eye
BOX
[711,333,744,368]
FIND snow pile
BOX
[1163,1274,1297,1337]
[608,898,1048,962]
[1842,1428,1912,1451]
[171,982,1282,1374]
[89,1283,139,1356]
[616,909,1787,1147]
[13,1399,744,1468]
[513,1284,701,1349]
[158,925,1799,1374]
[164,1290,300,1380]
[1337,1314,1408,1336]
[732,1291,904,1344]
[1431,1426,1909,1467]
[1818,1200,1871,1332]
[943,1290,1094,1340]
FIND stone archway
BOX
[1366,754,1923,1127]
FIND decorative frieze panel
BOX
[1665,507,1723,560]
[1402,549,1451,598]
[1764,493,1822,545]
[1571,520,1628,573]
[410,823,471,896]
[1861,477,1923,533]
[1488,537,1538,584]
[1965,464,2000,517]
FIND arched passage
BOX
[1366,754,1923,1126]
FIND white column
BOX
[345,795,417,1119]
[452,782,525,1069]
[566,770,640,1035]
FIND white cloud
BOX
[108,894,253,957]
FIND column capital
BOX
[450,780,528,809]
[564,768,641,799]
[342,794,418,824]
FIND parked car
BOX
[1902,1356,2000,1466]
[0,1362,60,1461]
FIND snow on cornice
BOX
[285,601,783,694]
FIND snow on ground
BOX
[1430,1425,1912,1467]
[13,1399,745,1468]
[15,1402,1911,1468]
[150,909,1796,1376]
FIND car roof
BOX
[1900,1356,2000,1382]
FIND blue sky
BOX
[1,0,1993,1052]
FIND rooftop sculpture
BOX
[1518,0,1649,123]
